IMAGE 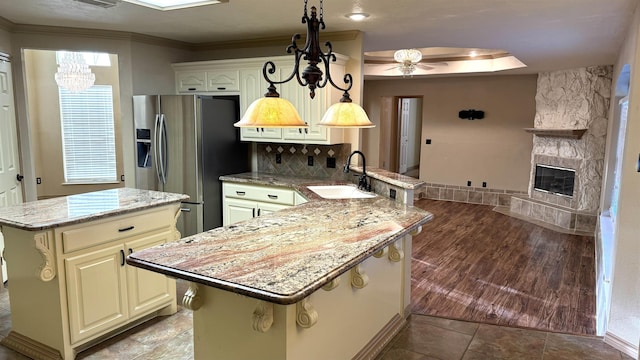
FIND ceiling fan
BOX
[364,48,449,77]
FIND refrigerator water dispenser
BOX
[136,128,151,168]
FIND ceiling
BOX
[0,0,637,76]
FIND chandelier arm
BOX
[286,33,302,54]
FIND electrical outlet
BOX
[482,181,487,188]
[425,139,432,145]
[389,188,396,200]
[307,156,314,166]
[276,153,282,164]
[36,177,42,184]
[326,157,336,168]
[467,180,472,187]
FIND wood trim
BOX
[0,331,64,360]
[352,313,406,360]
[523,128,587,139]
[604,331,639,359]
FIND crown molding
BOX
[0,16,15,32]
[193,30,361,51]
[1,16,360,53]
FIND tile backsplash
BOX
[257,143,352,180]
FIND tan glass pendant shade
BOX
[234,97,308,128]
[318,101,375,128]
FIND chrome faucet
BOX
[344,150,371,192]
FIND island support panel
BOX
[191,236,412,360]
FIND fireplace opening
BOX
[534,164,575,197]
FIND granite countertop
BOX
[0,188,189,231]
[128,173,433,305]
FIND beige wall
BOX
[0,26,10,55]
[24,50,124,198]
[363,75,537,191]
[7,28,192,200]
[606,2,640,352]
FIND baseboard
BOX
[604,331,638,359]
[352,313,406,360]
[1,331,63,360]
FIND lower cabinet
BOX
[64,230,175,344]
[222,182,300,225]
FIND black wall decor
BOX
[458,109,485,120]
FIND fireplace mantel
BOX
[523,128,587,139]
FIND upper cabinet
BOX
[172,55,350,145]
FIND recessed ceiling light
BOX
[346,12,369,21]
[122,0,226,10]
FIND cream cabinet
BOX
[222,182,300,225]
[173,55,350,145]
[0,204,180,360]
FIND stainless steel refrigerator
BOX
[133,95,249,237]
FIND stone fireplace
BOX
[510,66,612,233]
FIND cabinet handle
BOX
[217,87,226,90]
[180,207,191,212]
[252,208,256,218]
[257,208,261,217]
[188,88,196,91]
[120,249,125,266]
[299,128,302,134]
[268,194,278,199]
[304,123,308,134]
[256,127,260,132]
[236,191,246,196]
[118,226,135,232]
[129,248,133,255]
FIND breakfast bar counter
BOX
[127,174,433,360]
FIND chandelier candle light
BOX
[54,52,96,93]
[234,0,375,128]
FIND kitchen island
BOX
[0,188,188,360]
[128,174,433,360]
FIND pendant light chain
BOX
[319,0,323,21]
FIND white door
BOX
[0,56,23,283]
[398,98,410,174]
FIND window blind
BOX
[59,85,117,183]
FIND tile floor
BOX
[0,282,634,360]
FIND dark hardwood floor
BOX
[411,199,596,335]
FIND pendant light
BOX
[234,0,374,129]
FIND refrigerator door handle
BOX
[153,114,162,184]
[160,113,168,184]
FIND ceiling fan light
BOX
[234,96,308,128]
[394,49,423,64]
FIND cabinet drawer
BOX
[223,183,295,205]
[61,207,175,254]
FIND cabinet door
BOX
[176,71,207,93]
[126,232,175,318]
[223,197,256,225]
[258,202,290,217]
[65,244,128,344]
[206,70,239,92]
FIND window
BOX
[59,85,117,183]
[56,51,111,67]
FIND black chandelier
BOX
[234,0,374,128]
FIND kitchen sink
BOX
[306,185,377,199]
